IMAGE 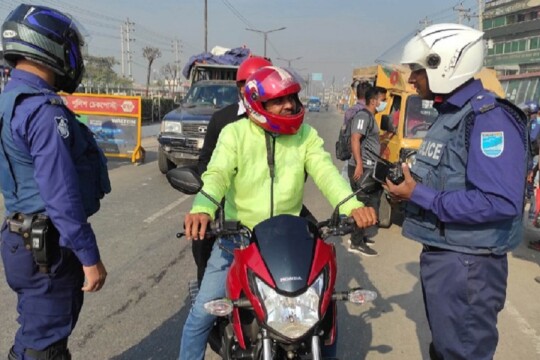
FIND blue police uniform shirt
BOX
[3,69,100,266]
[410,79,525,225]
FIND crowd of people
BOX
[0,3,538,360]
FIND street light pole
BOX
[277,56,302,68]
[246,27,286,57]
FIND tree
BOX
[142,46,162,96]
[81,55,133,93]
[161,62,180,96]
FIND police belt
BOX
[5,212,59,273]
[6,212,34,249]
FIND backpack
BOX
[335,106,370,161]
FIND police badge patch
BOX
[55,116,69,139]
[481,131,504,158]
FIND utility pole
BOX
[419,16,432,29]
[453,3,472,24]
[172,38,182,92]
[120,24,125,76]
[478,0,484,31]
[204,0,208,52]
[125,18,135,80]
[277,56,302,68]
[246,27,286,58]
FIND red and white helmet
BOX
[244,66,304,135]
[236,56,272,82]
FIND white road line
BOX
[143,194,191,224]
[505,300,540,354]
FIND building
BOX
[483,0,540,104]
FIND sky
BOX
[0,0,481,88]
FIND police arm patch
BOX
[55,116,70,139]
[480,131,504,158]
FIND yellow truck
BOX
[349,65,505,227]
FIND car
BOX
[157,79,239,173]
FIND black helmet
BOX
[1,4,86,93]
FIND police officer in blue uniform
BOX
[385,24,527,360]
[0,4,110,359]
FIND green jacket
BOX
[191,118,363,229]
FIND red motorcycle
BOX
[168,167,379,360]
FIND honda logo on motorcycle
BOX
[279,276,302,283]
[198,126,207,134]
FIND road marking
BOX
[143,194,191,224]
[505,300,540,354]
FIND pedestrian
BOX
[193,56,272,287]
[521,101,540,221]
[385,23,527,360]
[348,86,383,256]
[178,66,377,360]
[0,4,110,359]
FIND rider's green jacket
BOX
[191,118,363,229]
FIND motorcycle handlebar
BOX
[177,217,356,240]
[317,216,356,239]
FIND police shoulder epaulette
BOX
[470,91,497,115]
[45,93,64,106]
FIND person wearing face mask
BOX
[375,86,388,113]
[347,86,383,256]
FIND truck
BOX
[157,48,249,174]
[307,96,322,112]
[349,65,505,227]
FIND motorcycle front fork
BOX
[261,329,323,360]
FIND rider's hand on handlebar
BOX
[350,207,377,228]
[184,212,211,241]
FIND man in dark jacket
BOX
[193,56,272,285]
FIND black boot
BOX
[429,342,441,360]
[25,339,71,360]
[8,347,17,360]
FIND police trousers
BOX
[0,221,84,358]
[420,248,507,360]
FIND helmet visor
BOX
[376,26,432,71]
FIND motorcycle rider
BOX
[179,66,377,359]
[386,24,527,360]
[193,56,272,287]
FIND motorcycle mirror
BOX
[166,166,202,195]
[331,168,381,225]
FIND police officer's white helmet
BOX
[400,23,485,94]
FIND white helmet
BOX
[400,23,485,94]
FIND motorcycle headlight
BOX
[161,120,182,134]
[255,273,325,339]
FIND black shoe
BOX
[348,242,378,256]
[348,238,375,245]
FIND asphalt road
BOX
[0,109,539,359]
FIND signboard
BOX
[62,93,144,163]
[311,73,323,81]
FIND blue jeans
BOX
[179,235,242,360]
